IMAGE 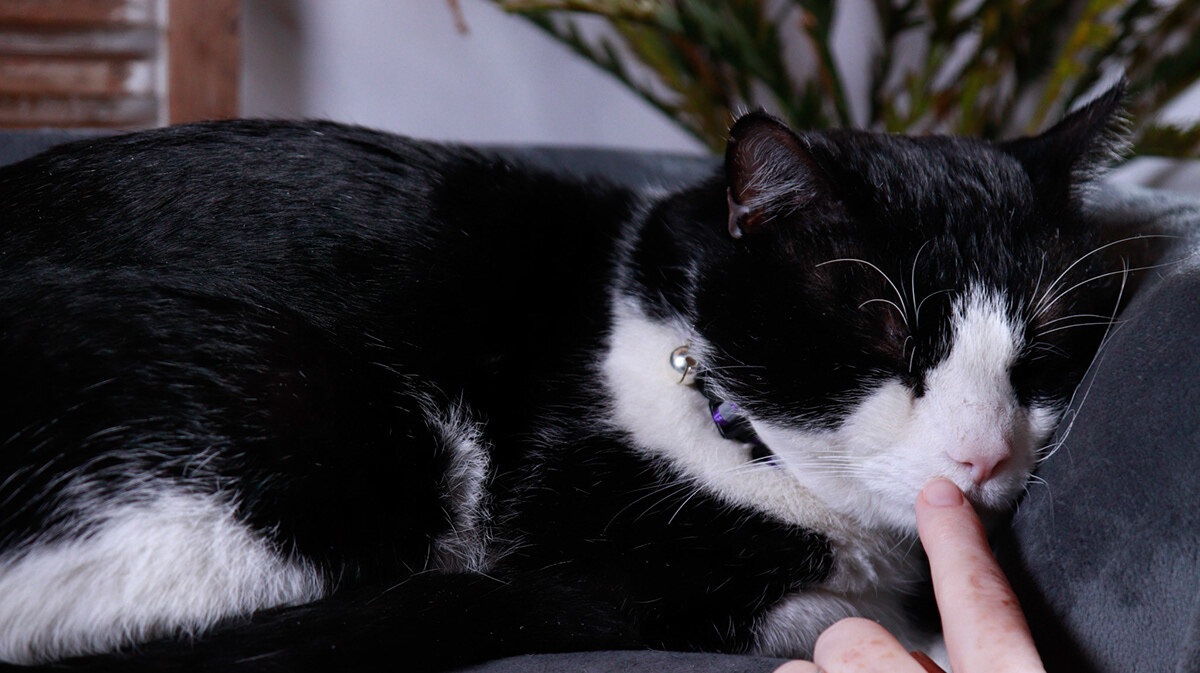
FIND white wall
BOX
[241,0,707,154]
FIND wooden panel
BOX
[0,27,158,58]
[0,94,157,127]
[168,0,239,124]
[0,56,153,96]
[0,0,157,27]
[0,0,165,128]
[0,0,243,128]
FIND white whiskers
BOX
[1036,255,1132,466]
[816,258,909,328]
[1029,234,1175,320]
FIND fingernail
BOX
[923,479,963,507]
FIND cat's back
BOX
[0,121,642,452]
[0,121,637,336]
[0,121,471,265]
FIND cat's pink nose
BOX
[948,440,1012,485]
[959,455,1008,484]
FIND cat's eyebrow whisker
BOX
[1036,261,1130,463]
[915,288,954,327]
[1033,260,1173,321]
[1029,254,1047,318]
[1031,235,1144,314]
[909,240,930,326]
[857,298,906,323]
[1037,312,1113,327]
[1025,341,1070,359]
[816,257,909,327]
[1036,259,1134,463]
[1051,319,1132,461]
[1031,234,1176,318]
[1103,258,1131,348]
[1034,320,1120,338]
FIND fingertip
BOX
[916,482,987,551]
[916,479,985,553]
[919,478,963,508]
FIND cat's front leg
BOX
[754,589,929,661]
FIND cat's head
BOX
[690,83,1128,530]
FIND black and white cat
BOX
[0,83,1129,671]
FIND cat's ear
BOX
[1001,79,1129,199]
[724,111,834,238]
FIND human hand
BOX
[773,478,1045,673]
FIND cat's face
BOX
[692,88,1125,530]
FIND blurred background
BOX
[0,0,1195,188]
[243,1,707,154]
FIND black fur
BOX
[0,85,1128,671]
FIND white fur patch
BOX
[425,401,493,573]
[602,298,847,533]
[0,491,325,665]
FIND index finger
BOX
[915,479,1045,673]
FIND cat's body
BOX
[0,88,1127,671]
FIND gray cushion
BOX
[1001,191,1200,672]
[456,651,786,673]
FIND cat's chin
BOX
[772,454,1031,535]
[886,473,1029,533]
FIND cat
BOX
[0,82,1129,671]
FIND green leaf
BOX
[1136,123,1200,159]
[492,0,1200,157]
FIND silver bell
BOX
[670,345,697,386]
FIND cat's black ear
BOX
[724,111,834,238]
[1001,79,1129,200]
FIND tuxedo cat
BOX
[0,83,1129,671]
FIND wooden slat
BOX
[168,0,239,123]
[0,27,159,59]
[0,57,153,96]
[0,94,157,127]
[0,0,157,28]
